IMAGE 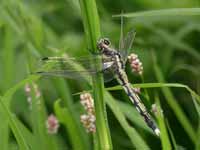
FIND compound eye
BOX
[103,38,110,46]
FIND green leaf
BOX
[0,119,9,150]
[79,0,112,149]
[54,99,87,150]
[152,52,196,143]
[106,83,200,104]
[105,92,150,150]
[155,94,171,150]
[0,96,30,150]
[113,8,200,18]
[166,120,178,150]
[116,101,153,134]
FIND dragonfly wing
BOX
[39,56,113,72]
[37,56,116,82]
[119,13,124,52]
[102,65,117,82]
[119,29,136,62]
[37,70,94,82]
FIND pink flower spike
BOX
[25,84,31,93]
[128,53,143,75]
[80,92,96,133]
[80,92,94,114]
[46,114,59,134]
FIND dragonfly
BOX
[37,17,160,136]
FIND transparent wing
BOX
[120,29,136,62]
[37,70,95,81]
[38,56,102,72]
[119,13,124,52]
[102,64,118,82]
[36,56,116,82]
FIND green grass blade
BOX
[78,0,112,149]
[166,120,178,150]
[149,27,200,62]
[51,78,89,149]
[0,117,9,150]
[13,116,35,150]
[155,94,171,150]
[152,52,196,143]
[106,83,200,104]
[192,96,200,149]
[192,96,200,118]
[54,99,87,150]
[113,8,200,18]
[0,96,30,150]
[116,101,153,134]
[2,26,15,91]
[105,92,150,150]
[196,126,200,150]
[3,75,39,106]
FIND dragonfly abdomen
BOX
[116,70,160,136]
[123,82,160,136]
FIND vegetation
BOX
[0,0,200,149]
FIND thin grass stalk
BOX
[152,51,196,143]
[113,8,200,18]
[0,96,30,150]
[78,0,112,149]
[155,94,171,150]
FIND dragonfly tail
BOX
[121,82,160,136]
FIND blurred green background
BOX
[0,0,200,149]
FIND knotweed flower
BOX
[24,83,41,109]
[80,92,95,115]
[80,114,96,133]
[33,84,41,98]
[46,114,59,134]
[80,92,96,133]
[151,104,163,116]
[128,53,143,75]
[132,87,141,94]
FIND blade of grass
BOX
[192,96,200,149]
[175,23,200,39]
[51,78,89,150]
[106,83,200,104]
[116,101,153,134]
[3,75,39,106]
[78,0,112,149]
[152,52,196,143]
[54,99,86,150]
[105,92,150,150]
[192,96,200,118]
[13,116,34,150]
[155,94,171,150]
[2,26,14,91]
[0,96,30,150]
[113,8,200,18]
[29,82,53,150]
[166,120,178,150]
[149,27,200,62]
[196,126,200,150]
[0,114,9,150]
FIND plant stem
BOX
[78,0,112,149]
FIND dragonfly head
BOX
[97,38,111,52]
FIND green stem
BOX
[78,0,112,149]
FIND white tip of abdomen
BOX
[154,128,160,136]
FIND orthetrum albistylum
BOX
[37,18,160,136]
